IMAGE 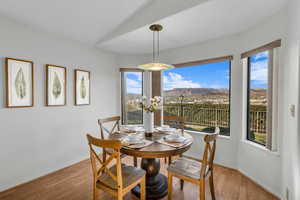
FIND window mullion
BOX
[270,48,280,151]
[120,72,127,125]
[266,50,274,150]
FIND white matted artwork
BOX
[46,65,66,106]
[75,69,90,105]
[5,57,34,108]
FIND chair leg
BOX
[209,174,216,200]
[180,179,184,190]
[93,183,97,200]
[133,156,137,167]
[168,172,173,200]
[165,157,167,164]
[140,176,146,200]
[102,151,106,162]
[199,179,205,200]
[168,156,172,165]
[117,190,123,200]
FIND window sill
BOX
[241,140,280,157]
[185,130,230,140]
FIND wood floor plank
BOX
[0,157,279,200]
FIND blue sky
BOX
[163,61,230,90]
[125,72,143,94]
[125,51,268,93]
[249,51,268,89]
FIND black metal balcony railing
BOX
[123,103,267,137]
[163,104,267,134]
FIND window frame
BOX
[162,57,232,137]
[246,54,269,146]
[120,70,144,125]
[242,40,281,150]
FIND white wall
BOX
[281,0,300,199]
[236,10,286,197]
[0,16,119,191]
[145,9,287,197]
[0,4,296,199]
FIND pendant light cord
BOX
[157,30,160,59]
[153,30,155,62]
[152,26,161,63]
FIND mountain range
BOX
[164,88,266,96]
[127,88,266,97]
[164,88,229,96]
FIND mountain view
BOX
[164,88,266,105]
[165,88,229,96]
[123,52,268,144]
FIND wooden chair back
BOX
[86,134,123,190]
[164,115,185,135]
[98,116,121,139]
[200,128,219,178]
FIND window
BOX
[247,51,269,146]
[242,40,281,150]
[163,59,231,136]
[121,71,143,125]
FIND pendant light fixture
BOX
[138,24,174,71]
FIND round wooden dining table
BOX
[109,132,193,199]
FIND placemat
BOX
[156,138,192,148]
[119,129,136,134]
[126,140,154,149]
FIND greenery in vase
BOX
[138,96,162,113]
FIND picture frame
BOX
[74,69,90,105]
[46,64,67,106]
[5,57,34,108]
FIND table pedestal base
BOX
[132,158,168,199]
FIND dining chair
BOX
[167,129,219,200]
[163,115,185,165]
[86,134,146,200]
[98,116,138,167]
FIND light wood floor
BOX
[0,157,279,200]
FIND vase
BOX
[144,111,154,136]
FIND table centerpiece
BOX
[139,95,162,137]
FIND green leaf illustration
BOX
[52,72,62,99]
[15,68,26,99]
[80,77,86,99]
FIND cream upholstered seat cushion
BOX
[168,157,204,179]
[97,164,145,190]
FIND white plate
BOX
[123,126,144,132]
[164,135,187,143]
[134,127,145,132]
[123,138,144,145]
[156,127,175,132]
[123,135,144,145]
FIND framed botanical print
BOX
[75,69,90,105]
[5,57,34,108]
[46,64,67,106]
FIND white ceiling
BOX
[99,0,287,54]
[0,0,287,55]
[0,0,151,44]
